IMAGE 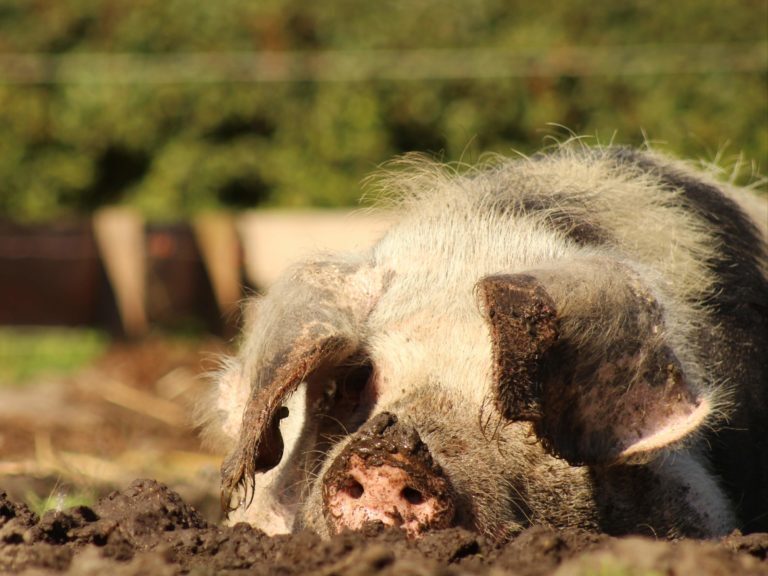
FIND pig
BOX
[199,143,768,541]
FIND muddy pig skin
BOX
[201,144,768,541]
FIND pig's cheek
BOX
[225,491,294,535]
[295,438,357,536]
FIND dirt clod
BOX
[0,480,765,575]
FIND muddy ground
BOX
[1,339,767,575]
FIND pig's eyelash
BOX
[318,433,349,447]
[315,413,352,437]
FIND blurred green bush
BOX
[0,0,765,221]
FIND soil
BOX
[1,338,767,575]
[1,480,767,575]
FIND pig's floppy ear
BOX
[477,259,711,467]
[221,259,384,512]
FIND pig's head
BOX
[211,255,716,540]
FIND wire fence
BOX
[0,43,766,84]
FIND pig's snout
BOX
[325,454,448,536]
[322,412,455,537]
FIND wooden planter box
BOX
[0,217,234,336]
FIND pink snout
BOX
[322,413,455,537]
[325,455,453,537]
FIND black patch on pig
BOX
[608,147,766,317]
[485,187,610,246]
[608,147,768,531]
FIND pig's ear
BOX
[477,261,711,467]
[221,259,387,512]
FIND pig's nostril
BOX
[343,478,364,499]
[401,486,425,505]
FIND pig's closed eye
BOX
[332,358,377,430]
[313,355,377,443]
[341,358,375,398]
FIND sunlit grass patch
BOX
[0,327,109,385]
[25,489,96,516]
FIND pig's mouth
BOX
[321,412,456,538]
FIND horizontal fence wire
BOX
[0,43,766,84]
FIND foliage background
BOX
[0,0,766,221]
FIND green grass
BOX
[25,489,96,516]
[0,327,109,385]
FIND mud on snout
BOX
[321,412,456,537]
